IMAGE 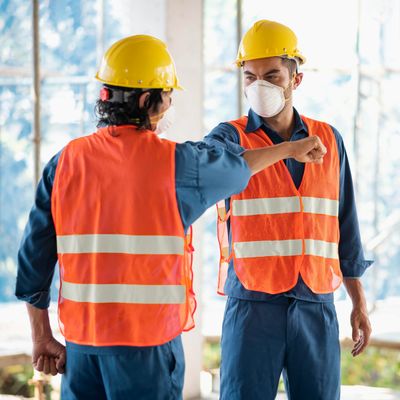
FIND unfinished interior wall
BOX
[165,1,204,398]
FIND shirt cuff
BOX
[16,291,50,309]
[340,259,374,278]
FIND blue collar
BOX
[245,108,308,138]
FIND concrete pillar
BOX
[104,2,204,397]
[165,1,204,398]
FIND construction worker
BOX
[15,34,326,400]
[205,20,373,400]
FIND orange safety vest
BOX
[217,115,342,295]
[52,125,196,346]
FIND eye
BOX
[245,76,256,82]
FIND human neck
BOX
[262,105,295,141]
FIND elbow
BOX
[234,164,252,194]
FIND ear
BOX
[293,72,303,90]
[138,92,150,109]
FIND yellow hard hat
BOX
[95,35,183,90]
[236,20,306,67]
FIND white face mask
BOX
[154,105,175,135]
[245,79,290,118]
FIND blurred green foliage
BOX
[0,364,34,396]
[341,344,400,389]
[203,340,400,390]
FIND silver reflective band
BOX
[57,234,184,255]
[234,239,338,259]
[302,197,338,217]
[61,281,186,304]
[305,239,338,259]
[234,239,302,258]
[232,197,300,216]
[232,196,339,217]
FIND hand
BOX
[32,336,66,375]
[349,305,372,356]
[290,136,327,164]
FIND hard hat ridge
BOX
[95,34,183,90]
[236,19,306,67]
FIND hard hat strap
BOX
[100,86,141,103]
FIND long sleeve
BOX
[15,152,62,309]
[204,122,244,155]
[202,113,373,302]
[175,141,251,230]
[332,127,373,277]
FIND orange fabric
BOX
[216,201,231,295]
[52,125,196,346]
[216,116,342,295]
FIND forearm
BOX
[344,278,372,355]
[243,142,292,175]
[343,278,367,308]
[27,303,66,375]
[26,303,53,341]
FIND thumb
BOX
[313,157,323,164]
[56,350,66,372]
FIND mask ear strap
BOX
[149,110,166,122]
[283,73,297,101]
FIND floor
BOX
[198,385,400,400]
[1,386,400,399]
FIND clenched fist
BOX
[290,136,327,164]
[32,336,66,375]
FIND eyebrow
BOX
[243,69,281,76]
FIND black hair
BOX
[95,85,164,129]
[281,57,298,76]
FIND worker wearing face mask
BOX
[15,34,327,400]
[205,20,373,400]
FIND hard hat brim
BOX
[235,54,306,67]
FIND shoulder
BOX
[301,114,333,130]
[302,115,345,145]
[327,124,345,147]
[205,122,240,143]
[45,150,63,182]
[64,132,97,150]
[175,140,229,161]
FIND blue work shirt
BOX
[15,133,251,354]
[204,108,373,303]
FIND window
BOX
[0,0,166,302]
[202,0,400,336]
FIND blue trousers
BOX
[220,297,340,400]
[61,336,184,400]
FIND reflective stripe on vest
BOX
[233,239,338,259]
[52,126,196,347]
[61,281,186,304]
[232,196,339,217]
[216,115,342,295]
[57,234,184,255]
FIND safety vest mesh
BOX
[52,125,196,346]
[217,116,342,295]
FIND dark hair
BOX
[95,85,164,129]
[281,57,298,76]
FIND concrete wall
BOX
[109,1,204,397]
[166,2,204,398]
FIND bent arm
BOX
[243,136,326,176]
